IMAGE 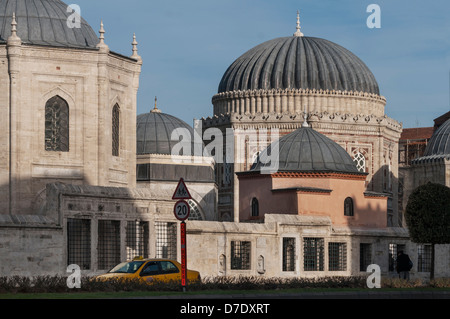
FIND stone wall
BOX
[0,42,141,216]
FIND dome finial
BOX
[294,10,304,37]
[151,96,161,113]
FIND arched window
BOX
[353,152,366,172]
[112,104,120,156]
[188,199,204,221]
[251,197,259,217]
[344,197,354,216]
[45,95,69,152]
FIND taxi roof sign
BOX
[172,178,192,200]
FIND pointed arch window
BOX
[45,95,69,152]
[112,104,120,157]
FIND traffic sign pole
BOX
[180,221,187,292]
[173,178,191,292]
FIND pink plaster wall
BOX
[238,173,387,228]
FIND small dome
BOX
[137,110,202,156]
[423,118,450,157]
[218,36,379,95]
[0,0,99,49]
[252,126,360,174]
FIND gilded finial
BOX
[151,96,161,113]
[293,10,304,37]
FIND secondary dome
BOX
[251,126,361,174]
[423,118,450,157]
[218,36,379,95]
[0,0,99,49]
[137,107,202,156]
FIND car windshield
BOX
[108,261,145,274]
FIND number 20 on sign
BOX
[173,200,190,221]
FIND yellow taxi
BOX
[96,257,201,284]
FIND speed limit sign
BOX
[174,200,190,221]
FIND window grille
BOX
[418,244,432,272]
[67,219,91,270]
[231,241,251,270]
[283,238,296,271]
[360,243,372,271]
[98,220,121,270]
[344,197,354,216]
[251,198,259,217]
[45,95,69,152]
[328,242,347,271]
[188,200,204,221]
[126,221,149,260]
[388,243,406,272]
[353,152,366,172]
[156,222,177,259]
[303,238,324,271]
[112,104,120,156]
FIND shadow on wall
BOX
[366,164,398,227]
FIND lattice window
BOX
[126,221,149,260]
[353,152,366,173]
[328,242,347,271]
[418,244,432,272]
[303,238,324,271]
[344,197,354,216]
[283,238,296,272]
[112,104,120,156]
[360,243,372,271]
[156,222,177,259]
[251,198,259,217]
[45,95,69,152]
[67,219,91,270]
[231,241,251,270]
[98,220,121,270]
[223,162,232,186]
[188,199,204,221]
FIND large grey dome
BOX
[423,118,450,157]
[137,110,202,156]
[219,36,380,95]
[0,0,99,49]
[251,126,361,174]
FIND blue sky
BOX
[75,0,449,129]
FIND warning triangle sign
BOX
[172,178,192,200]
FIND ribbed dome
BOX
[219,36,379,95]
[424,118,450,157]
[0,0,99,49]
[137,110,202,156]
[251,126,360,174]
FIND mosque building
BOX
[0,1,448,279]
